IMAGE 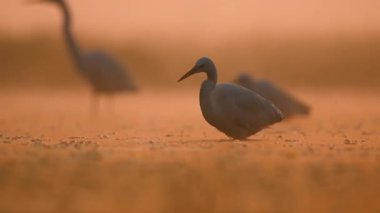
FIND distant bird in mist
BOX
[234,73,310,118]
[178,57,283,140]
[35,0,138,112]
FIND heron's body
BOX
[236,74,310,118]
[179,58,283,140]
[43,0,137,95]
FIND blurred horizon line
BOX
[2,29,380,46]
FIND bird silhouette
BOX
[235,73,310,118]
[37,0,138,112]
[178,57,283,140]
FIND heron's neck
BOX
[199,80,216,124]
[206,65,217,83]
[59,2,83,69]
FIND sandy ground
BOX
[0,89,379,213]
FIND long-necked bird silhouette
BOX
[178,57,283,140]
[235,73,310,118]
[37,0,137,112]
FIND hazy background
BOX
[1,0,380,89]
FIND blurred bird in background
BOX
[234,73,310,119]
[34,0,138,113]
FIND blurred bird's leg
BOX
[90,92,99,116]
[107,94,115,114]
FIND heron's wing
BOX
[236,91,283,133]
[213,84,282,132]
[235,88,280,119]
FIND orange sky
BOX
[1,0,380,41]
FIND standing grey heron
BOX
[178,57,283,140]
[235,73,310,118]
[36,0,138,112]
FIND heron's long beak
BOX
[177,65,199,82]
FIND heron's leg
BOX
[91,92,99,116]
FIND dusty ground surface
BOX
[0,89,379,213]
